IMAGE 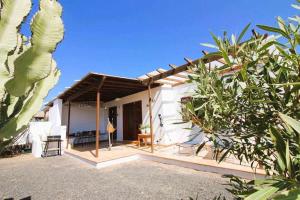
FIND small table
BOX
[42,136,62,157]
[137,134,151,147]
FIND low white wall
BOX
[28,122,66,157]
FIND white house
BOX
[46,72,195,144]
[42,58,227,157]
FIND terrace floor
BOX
[65,141,265,179]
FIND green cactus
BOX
[0,0,64,141]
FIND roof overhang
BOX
[47,73,160,106]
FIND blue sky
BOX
[23,0,296,102]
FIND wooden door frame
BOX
[122,100,142,141]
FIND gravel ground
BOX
[0,155,233,200]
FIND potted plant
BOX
[139,124,150,134]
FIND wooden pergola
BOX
[47,73,161,157]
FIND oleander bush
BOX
[186,1,300,199]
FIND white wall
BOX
[159,83,197,144]
[103,86,162,141]
[62,103,106,133]
[49,99,62,126]
[60,82,198,145]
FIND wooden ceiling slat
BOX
[55,73,160,104]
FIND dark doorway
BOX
[123,101,142,141]
[108,106,118,140]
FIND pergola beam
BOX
[141,35,269,85]
[140,57,203,84]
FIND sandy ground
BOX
[0,154,233,200]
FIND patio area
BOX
[65,141,265,179]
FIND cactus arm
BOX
[5,0,64,97]
[0,0,32,100]
[6,95,21,118]
[0,61,61,139]
[7,34,27,75]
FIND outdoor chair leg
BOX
[43,142,49,158]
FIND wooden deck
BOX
[65,141,266,179]
[65,142,142,163]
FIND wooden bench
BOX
[137,134,151,147]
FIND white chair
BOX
[176,126,206,155]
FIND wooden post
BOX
[95,91,100,158]
[95,76,106,158]
[66,101,71,149]
[148,81,154,153]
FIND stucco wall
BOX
[49,99,62,126]
[161,83,196,144]
[61,82,198,145]
[61,102,106,133]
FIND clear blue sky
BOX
[23,0,296,102]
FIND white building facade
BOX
[47,79,196,146]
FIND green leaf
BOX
[245,186,280,200]
[273,189,300,200]
[210,32,221,47]
[196,142,206,154]
[277,16,286,31]
[258,41,276,52]
[200,43,219,49]
[218,147,231,163]
[237,23,251,44]
[285,140,292,176]
[269,126,286,171]
[279,113,300,134]
[231,34,236,45]
[257,25,290,39]
[272,82,300,86]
